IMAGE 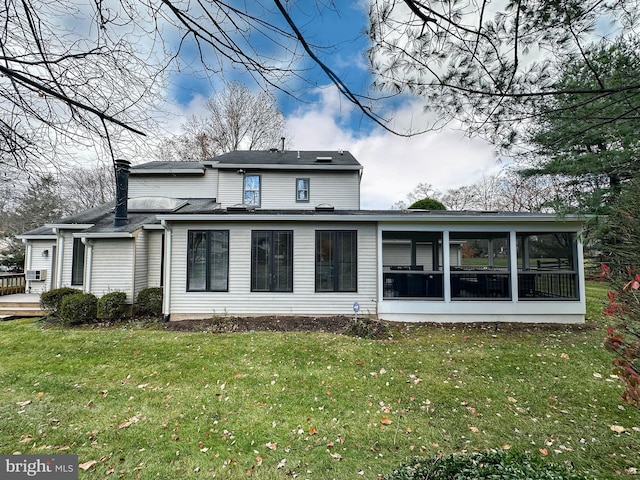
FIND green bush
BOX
[97,291,129,321]
[60,292,98,326]
[343,316,389,339]
[40,287,81,316]
[382,450,587,480]
[408,197,446,210]
[136,287,163,316]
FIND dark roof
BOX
[210,150,360,168]
[18,225,55,237]
[129,151,361,175]
[19,198,220,237]
[155,206,587,225]
[130,161,205,175]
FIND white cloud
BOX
[285,87,500,209]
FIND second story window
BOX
[244,174,261,206]
[296,178,310,202]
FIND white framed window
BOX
[296,178,310,202]
[243,174,261,206]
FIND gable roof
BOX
[129,151,362,175]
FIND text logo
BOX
[1,455,78,479]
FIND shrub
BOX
[382,450,587,480]
[40,287,81,316]
[59,292,98,326]
[408,197,446,210]
[136,287,163,316]
[597,176,640,408]
[97,291,129,321]
[343,316,388,339]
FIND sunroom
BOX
[377,218,585,324]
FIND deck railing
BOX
[383,267,578,301]
[0,273,26,296]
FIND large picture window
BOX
[315,230,357,292]
[187,230,229,291]
[244,174,261,206]
[251,231,293,292]
[71,237,85,286]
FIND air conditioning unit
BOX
[26,269,47,281]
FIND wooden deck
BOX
[0,293,44,318]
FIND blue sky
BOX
[163,1,501,209]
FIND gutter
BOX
[160,219,172,322]
[75,232,135,239]
[156,212,587,226]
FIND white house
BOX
[19,150,587,323]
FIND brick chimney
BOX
[113,159,131,227]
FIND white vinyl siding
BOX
[167,221,377,318]
[59,231,76,288]
[89,239,135,301]
[25,240,56,293]
[134,230,148,299]
[217,171,360,209]
[147,231,164,288]
[129,170,218,199]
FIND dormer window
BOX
[296,178,310,202]
[243,174,261,207]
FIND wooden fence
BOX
[0,273,26,295]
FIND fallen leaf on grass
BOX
[266,442,277,450]
[276,459,286,469]
[19,434,33,443]
[308,425,318,435]
[610,425,626,433]
[330,452,343,461]
[468,425,479,433]
[118,415,142,429]
[539,448,548,456]
[502,444,511,450]
[16,400,31,407]
[79,460,97,471]
[507,396,517,403]
[105,466,115,475]
[380,417,393,425]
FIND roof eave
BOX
[216,164,362,171]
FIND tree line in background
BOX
[0,83,288,270]
[0,165,116,269]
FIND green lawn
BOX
[0,281,638,479]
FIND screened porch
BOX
[382,231,579,301]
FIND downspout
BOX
[161,220,172,322]
[81,238,93,294]
[131,232,137,304]
[53,228,64,288]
